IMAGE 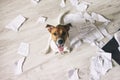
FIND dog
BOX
[42,23,72,54]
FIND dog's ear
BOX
[46,24,54,32]
[64,23,72,31]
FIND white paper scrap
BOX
[69,0,79,6]
[18,42,29,57]
[98,26,112,39]
[91,41,105,48]
[31,0,41,4]
[84,12,95,23]
[37,16,47,24]
[14,57,26,75]
[6,15,26,32]
[83,28,104,44]
[68,69,80,80]
[91,12,110,24]
[93,28,105,41]
[60,0,66,8]
[76,2,89,12]
[90,51,112,80]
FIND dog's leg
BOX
[64,38,71,53]
[64,47,70,53]
[41,37,51,54]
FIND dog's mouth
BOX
[56,38,65,52]
[57,44,64,52]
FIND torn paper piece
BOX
[18,42,29,57]
[68,69,80,80]
[60,0,66,8]
[31,0,41,4]
[63,13,96,35]
[76,23,96,37]
[79,1,91,5]
[83,12,95,23]
[90,28,104,41]
[91,41,105,49]
[90,57,101,80]
[66,20,102,45]
[6,15,26,32]
[90,51,112,80]
[37,16,47,24]
[91,12,110,25]
[83,27,104,44]
[114,31,120,45]
[76,1,89,12]
[69,0,79,6]
[14,57,26,75]
[98,51,112,75]
[98,26,112,39]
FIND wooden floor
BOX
[0,0,120,80]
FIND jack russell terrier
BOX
[43,23,72,54]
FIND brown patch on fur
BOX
[50,26,68,42]
[46,24,71,42]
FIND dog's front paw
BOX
[64,47,71,53]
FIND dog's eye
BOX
[53,33,57,36]
[62,32,66,36]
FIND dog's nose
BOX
[58,39,64,44]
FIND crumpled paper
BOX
[15,42,29,75]
[62,1,111,48]
[83,12,95,23]
[91,41,105,49]
[37,16,47,24]
[76,1,90,12]
[6,15,26,32]
[69,0,79,6]
[98,25,112,39]
[83,12,110,25]
[91,12,111,25]
[70,0,111,25]
[63,12,105,47]
[31,0,41,5]
[18,42,30,57]
[14,57,26,75]
[82,27,104,44]
[68,68,80,80]
[90,51,112,80]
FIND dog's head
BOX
[46,23,71,52]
